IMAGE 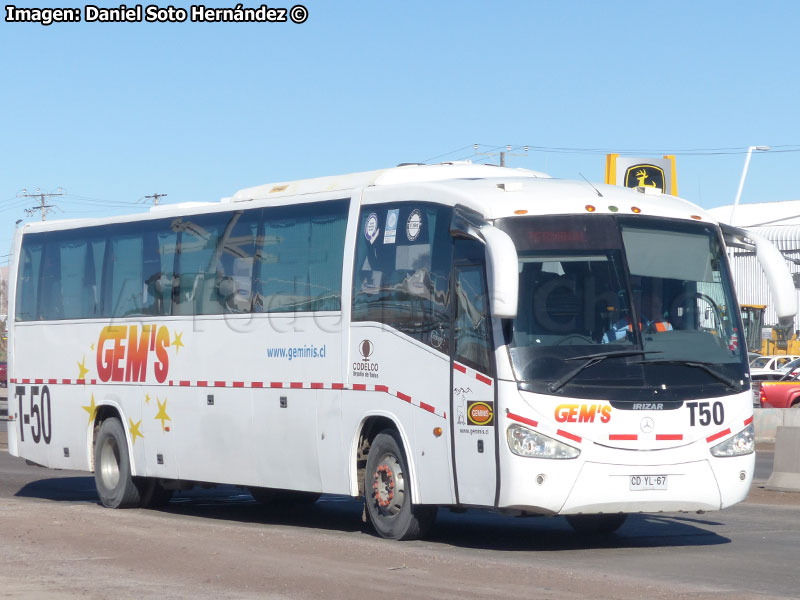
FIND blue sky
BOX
[2,1,800,264]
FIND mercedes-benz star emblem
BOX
[640,417,655,433]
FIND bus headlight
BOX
[710,423,755,458]
[507,423,580,459]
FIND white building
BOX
[708,201,800,332]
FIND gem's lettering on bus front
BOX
[96,325,171,384]
[467,401,494,426]
[352,339,379,378]
[554,403,611,424]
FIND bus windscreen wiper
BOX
[632,359,743,391]
[548,350,662,393]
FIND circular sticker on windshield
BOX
[364,212,379,244]
[406,209,422,241]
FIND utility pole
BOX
[18,188,64,221]
[474,144,528,167]
[144,193,168,206]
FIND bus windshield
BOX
[495,215,748,401]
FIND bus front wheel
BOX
[93,417,143,509]
[364,429,436,540]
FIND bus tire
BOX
[93,417,142,509]
[365,429,436,540]
[566,513,627,535]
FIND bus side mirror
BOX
[481,227,519,319]
[450,206,518,318]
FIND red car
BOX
[0,361,6,387]
[760,377,800,409]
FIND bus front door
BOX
[451,258,498,507]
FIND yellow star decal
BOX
[77,356,90,380]
[90,343,95,351]
[128,418,144,445]
[172,330,184,354]
[145,393,151,405]
[82,394,98,424]
[154,397,171,432]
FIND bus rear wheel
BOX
[566,513,627,535]
[94,417,142,509]
[364,430,436,540]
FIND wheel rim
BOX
[99,436,121,490]
[372,452,405,517]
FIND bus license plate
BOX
[629,475,667,491]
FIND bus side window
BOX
[351,203,452,353]
[15,240,43,321]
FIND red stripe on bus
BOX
[656,434,683,441]
[197,381,208,387]
[214,381,226,387]
[609,434,637,441]
[251,381,263,388]
[332,383,345,390]
[420,401,435,413]
[744,416,754,426]
[9,378,16,383]
[706,429,731,443]
[453,363,467,374]
[557,429,582,444]
[91,379,97,385]
[180,380,191,387]
[233,381,244,388]
[375,384,389,393]
[290,382,303,389]
[311,382,323,389]
[353,383,367,391]
[22,379,30,384]
[34,378,43,384]
[270,382,283,388]
[507,412,538,428]
[168,380,174,386]
[475,373,493,386]
[76,379,86,385]
[48,379,57,384]
[397,391,411,402]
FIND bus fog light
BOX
[710,423,754,457]
[739,470,746,481]
[536,474,546,485]
[506,423,580,459]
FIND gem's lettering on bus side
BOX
[96,324,171,384]
[554,403,612,424]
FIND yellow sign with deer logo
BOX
[605,154,677,196]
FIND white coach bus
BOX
[6,163,796,539]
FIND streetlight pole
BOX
[729,145,770,224]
